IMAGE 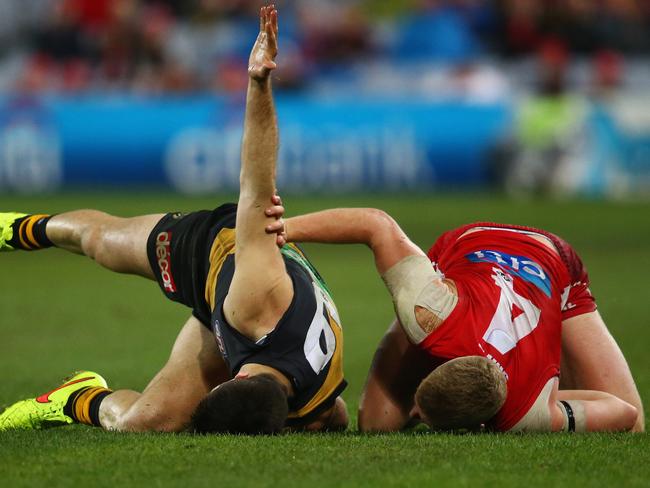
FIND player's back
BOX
[423,223,582,430]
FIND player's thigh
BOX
[561,311,644,429]
[118,315,230,432]
[90,213,165,279]
[359,319,437,432]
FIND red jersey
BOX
[423,222,596,431]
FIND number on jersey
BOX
[303,282,340,374]
[483,267,541,355]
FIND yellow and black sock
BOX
[9,214,54,250]
[63,387,113,427]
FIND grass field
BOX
[0,192,648,487]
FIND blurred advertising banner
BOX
[0,94,508,194]
[0,94,648,196]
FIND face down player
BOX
[0,6,347,434]
[265,207,643,433]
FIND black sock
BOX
[88,391,112,427]
[9,214,54,250]
[63,386,112,427]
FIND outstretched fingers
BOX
[268,7,278,49]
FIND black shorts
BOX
[146,203,237,326]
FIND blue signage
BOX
[0,94,510,193]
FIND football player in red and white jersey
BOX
[266,204,644,433]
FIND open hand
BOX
[248,5,278,81]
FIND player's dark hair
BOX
[190,373,289,435]
[415,356,507,431]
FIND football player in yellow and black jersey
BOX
[0,5,347,435]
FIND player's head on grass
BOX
[414,356,507,431]
[190,373,289,435]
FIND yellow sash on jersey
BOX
[204,227,345,419]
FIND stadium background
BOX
[1,1,649,487]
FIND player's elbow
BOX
[597,399,639,432]
[364,209,401,248]
[357,404,402,433]
[620,401,639,432]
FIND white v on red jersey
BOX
[424,222,597,431]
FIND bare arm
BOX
[281,208,426,274]
[561,311,644,432]
[224,6,293,338]
[555,390,638,432]
[358,320,438,432]
[237,6,281,245]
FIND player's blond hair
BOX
[415,356,507,430]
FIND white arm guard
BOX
[381,255,458,345]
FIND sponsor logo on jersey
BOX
[155,232,177,293]
[466,250,551,297]
[212,319,228,359]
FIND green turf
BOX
[0,192,649,487]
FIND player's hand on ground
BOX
[266,193,287,247]
[249,5,278,82]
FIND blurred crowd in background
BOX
[0,0,648,96]
[0,0,648,198]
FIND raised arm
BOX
[224,6,293,337]
[237,5,280,243]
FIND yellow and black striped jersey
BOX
[147,203,346,423]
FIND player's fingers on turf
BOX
[272,192,283,206]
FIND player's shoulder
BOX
[427,222,495,260]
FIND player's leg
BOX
[48,210,164,279]
[560,311,644,432]
[99,315,230,432]
[358,320,440,432]
[1,209,163,279]
[0,315,227,432]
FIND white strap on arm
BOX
[381,255,458,345]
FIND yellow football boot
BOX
[0,212,26,252]
[0,371,108,431]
